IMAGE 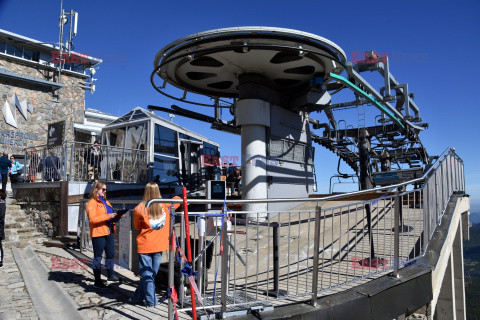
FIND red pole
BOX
[182,187,197,320]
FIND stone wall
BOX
[0,55,86,154]
[13,186,61,237]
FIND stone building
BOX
[0,28,102,156]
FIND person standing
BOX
[130,182,180,306]
[86,181,119,289]
[9,156,23,184]
[0,189,6,268]
[45,150,60,181]
[227,168,242,194]
[85,141,102,180]
[0,152,11,191]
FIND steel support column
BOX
[236,98,270,220]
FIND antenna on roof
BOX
[57,0,79,83]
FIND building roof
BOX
[85,108,118,121]
[105,107,220,147]
[0,28,102,65]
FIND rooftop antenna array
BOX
[57,0,78,79]
[57,1,96,93]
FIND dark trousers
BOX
[1,174,7,191]
[91,234,115,282]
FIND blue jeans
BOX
[132,252,162,306]
[91,234,115,281]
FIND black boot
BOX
[93,268,107,289]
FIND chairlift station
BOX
[150,27,429,215]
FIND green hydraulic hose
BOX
[329,72,405,130]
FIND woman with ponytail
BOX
[130,182,180,307]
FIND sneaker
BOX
[0,261,3,268]
[93,281,108,290]
[107,275,120,282]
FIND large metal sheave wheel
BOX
[153,27,347,99]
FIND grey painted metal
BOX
[346,67,425,132]
[221,218,229,317]
[383,57,391,100]
[179,213,186,305]
[126,148,465,316]
[23,141,148,183]
[311,206,321,306]
[394,189,401,278]
[146,148,462,207]
[0,66,64,89]
[152,26,347,106]
[168,206,175,320]
[154,26,347,71]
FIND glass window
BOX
[110,111,134,125]
[105,127,126,148]
[71,63,85,73]
[23,48,39,61]
[179,133,200,142]
[153,155,180,186]
[130,110,149,120]
[0,41,6,53]
[125,123,148,150]
[6,44,23,57]
[203,142,219,157]
[154,124,177,156]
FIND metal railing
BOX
[22,141,148,183]
[143,147,464,319]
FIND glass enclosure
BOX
[102,107,220,196]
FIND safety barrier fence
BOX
[21,141,148,184]
[143,147,464,319]
[77,148,464,318]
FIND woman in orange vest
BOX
[86,181,119,289]
[129,182,181,306]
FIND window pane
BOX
[130,110,148,120]
[0,41,6,53]
[179,133,200,142]
[125,123,148,150]
[154,124,177,156]
[23,48,34,60]
[6,44,23,57]
[71,63,85,73]
[203,142,219,157]
[153,155,180,186]
[105,127,126,148]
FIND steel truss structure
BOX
[149,28,430,190]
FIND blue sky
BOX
[1,0,479,211]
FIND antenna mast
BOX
[57,0,79,84]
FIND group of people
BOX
[0,150,62,186]
[86,181,180,306]
[0,151,25,189]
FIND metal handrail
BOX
[102,146,464,319]
[146,147,461,207]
